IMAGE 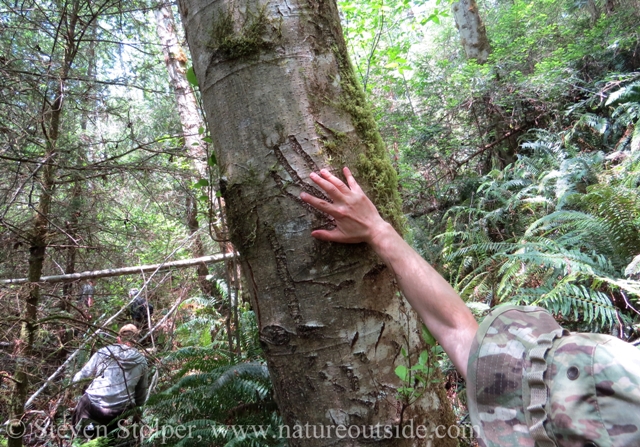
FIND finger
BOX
[300,191,334,214]
[319,169,351,194]
[309,172,344,201]
[343,167,363,193]
[311,229,346,243]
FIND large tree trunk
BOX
[452,0,491,64]
[178,0,456,445]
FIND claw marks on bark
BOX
[374,322,385,354]
[266,226,302,324]
[350,331,359,348]
[341,365,360,391]
[271,136,329,201]
[270,170,327,219]
[294,278,355,297]
[261,324,292,346]
[289,134,320,172]
[270,136,336,228]
[332,306,393,321]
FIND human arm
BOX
[300,167,478,379]
[72,351,100,384]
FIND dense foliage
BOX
[339,0,640,333]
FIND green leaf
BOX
[198,126,205,135]
[186,67,198,87]
[202,136,213,143]
[395,365,409,382]
[419,350,429,365]
[193,179,209,188]
[401,346,408,358]
[216,190,222,198]
[198,195,209,202]
[207,153,217,166]
[421,325,436,346]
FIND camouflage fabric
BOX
[467,304,640,447]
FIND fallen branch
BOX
[0,253,237,285]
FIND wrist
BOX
[367,221,397,253]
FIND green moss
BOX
[316,123,347,159]
[304,2,403,230]
[209,6,280,60]
[332,46,405,231]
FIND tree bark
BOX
[178,0,456,445]
[452,0,491,64]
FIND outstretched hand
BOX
[300,167,390,245]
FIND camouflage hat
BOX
[467,304,640,447]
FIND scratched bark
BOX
[178,0,456,445]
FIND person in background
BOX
[128,288,154,328]
[301,167,640,447]
[78,279,95,319]
[72,324,148,436]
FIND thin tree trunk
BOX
[178,0,457,445]
[155,2,240,302]
[7,2,82,442]
[60,20,98,311]
[61,181,80,311]
[452,0,491,64]
[154,1,207,177]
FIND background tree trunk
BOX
[154,2,241,348]
[452,0,491,64]
[155,1,212,297]
[178,0,456,445]
[154,2,208,178]
[7,2,84,444]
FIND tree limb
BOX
[0,253,237,285]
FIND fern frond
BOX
[606,81,640,106]
[514,281,617,330]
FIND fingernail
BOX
[310,172,317,178]
[300,192,307,198]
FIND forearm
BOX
[370,222,478,378]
